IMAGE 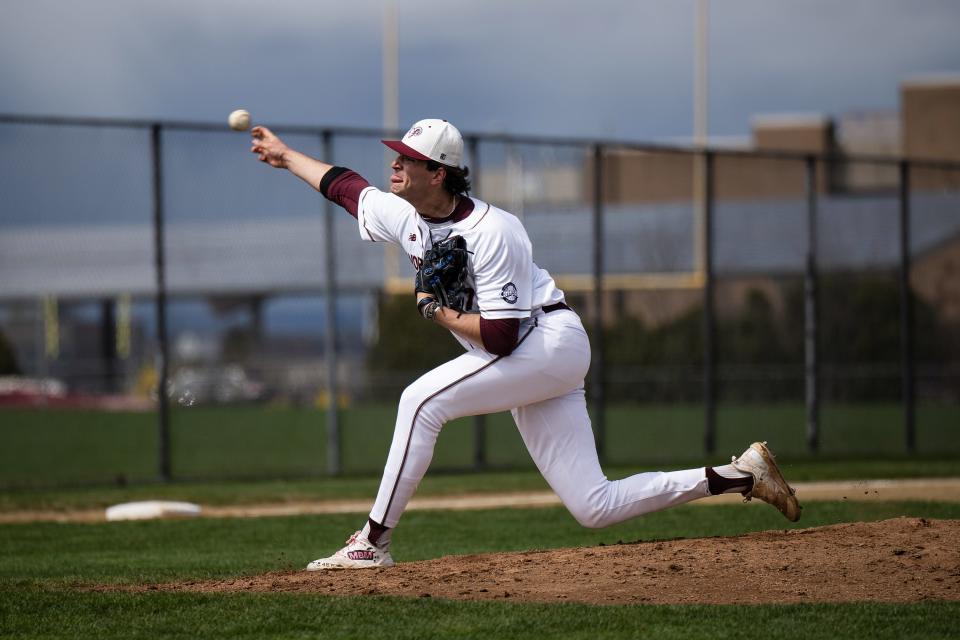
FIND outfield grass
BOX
[1,501,958,639]
[2,402,958,487]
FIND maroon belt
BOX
[542,302,571,314]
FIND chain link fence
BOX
[1,115,958,487]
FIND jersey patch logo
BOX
[500,282,519,304]
[408,233,417,241]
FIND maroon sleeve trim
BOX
[318,166,350,196]
[480,317,520,356]
[320,167,370,219]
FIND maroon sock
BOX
[366,518,390,545]
[706,467,754,495]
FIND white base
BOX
[105,500,202,521]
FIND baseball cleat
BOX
[731,441,802,522]
[305,530,395,571]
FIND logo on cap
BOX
[408,127,423,138]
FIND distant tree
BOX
[719,289,786,364]
[783,275,944,400]
[602,288,800,402]
[602,305,704,403]
[366,293,464,373]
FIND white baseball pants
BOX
[369,308,711,529]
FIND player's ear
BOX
[431,166,446,187]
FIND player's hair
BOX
[426,160,471,196]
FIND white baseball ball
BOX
[228,109,251,131]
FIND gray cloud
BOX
[2,0,959,140]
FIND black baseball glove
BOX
[415,235,475,313]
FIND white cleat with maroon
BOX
[305,530,395,570]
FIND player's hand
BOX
[251,126,289,168]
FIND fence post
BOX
[467,136,487,470]
[591,144,606,462]
[702,151,716,456]
[804,156,820,454]
[899,161,916,454]
[322,130,341,475]
[150,123,171,482]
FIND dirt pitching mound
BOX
[116,518,960,605]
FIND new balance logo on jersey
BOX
[409,233,417,241]
[500,282,519,304]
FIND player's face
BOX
[389,155,442,203]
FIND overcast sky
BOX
[3,0,960,141]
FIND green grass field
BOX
[2,501,959,639]
[3,403,959,639]
[2,402,958,487]
[5,593,955,640]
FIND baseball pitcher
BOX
[250,118,801,570]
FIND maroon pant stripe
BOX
[380,323,537,522]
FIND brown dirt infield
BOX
[97,517,960,605]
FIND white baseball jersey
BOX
[356,188,565,320]
[350,184,712,534]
